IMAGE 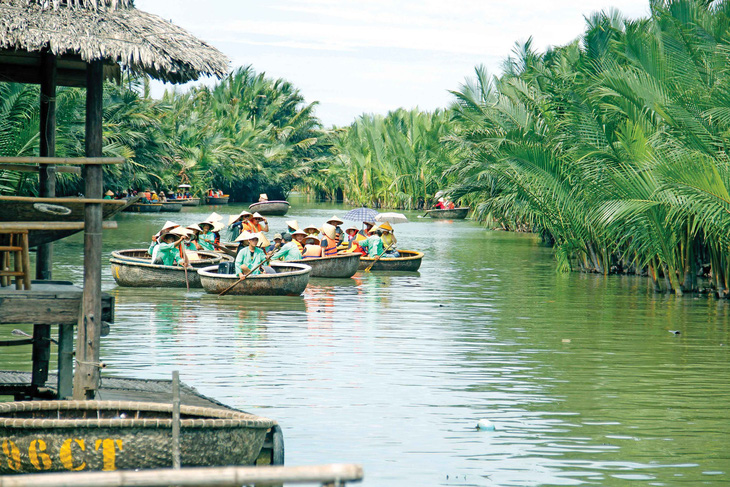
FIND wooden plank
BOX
[0,221,118,231]
[0,164,82,174]
[0,293,114,325]
[57,323,74,399]
[75,60,104,401]
[0,157,123,165]
[0,464,364,487]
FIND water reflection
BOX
[36,199,730,486]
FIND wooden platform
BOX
[0,280,114,325]
[0,371,230,410]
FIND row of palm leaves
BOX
[447,0,730,296]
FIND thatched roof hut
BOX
[0,0,229,84]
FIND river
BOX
[11,198,730,486]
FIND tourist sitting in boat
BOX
[302,235,323,258]
[267,233,283,252]
[320,224,339,257]
[250,212,269,233]
[235,231,271,276]
[326,216,345,242]
[291,229,307,254]
[150,191,160,202]
[360,228,384,257]
[148,221,180,255]
[378,222,400,258]
[184,224,204,251]
[303,225,320,237]
[226,210,252,241]
[151,231,186,266]
[433,197,447,209]
[198,222,217,251]
[259,193,269,202]
[271,233,302,261]
[103,190,114,199]
[342,225,366,255]
[360,221,375,237]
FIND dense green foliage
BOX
[0,66,327,201]
[305,109,458,209]
[447,0,730,296]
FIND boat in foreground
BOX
[160,200,184,212]
[198,262,311,296]
[205,195,230,205]
[288,252,361,278]
[110,249,225,288]
[425,207,470,219]
[359,250,424,272]
[0,400,275,473]
[248,200,290,216]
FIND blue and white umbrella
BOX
[343,207,379,222]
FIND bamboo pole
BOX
[73,60,104,400]
[37,49,57,281]
[0,464,364,487]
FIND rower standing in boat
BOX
[271,233,303,261]
[320,224,339,257]
[235,231,270,276]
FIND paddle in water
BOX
[364,242,395,272]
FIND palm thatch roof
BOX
[0,0,229,83]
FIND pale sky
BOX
[135,0,651,127]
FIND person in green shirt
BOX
[271,234,302,261]
[360,229,384,257]
[198,222,216,251]
[234,231,269,276]
[152,233,184,266]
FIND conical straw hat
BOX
[321,223,337,240]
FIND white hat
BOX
[438,197,445,203]
[238,210,252,218]
[211,221,225,233]
[204,212,223,222]
[304,235,321,245]
[292,229,308,237]
[252,212,265,219]
[321,223,337,240]
[169,227,192,237]
[186,223,202,233]
[235,231,258,243]
[259,193,268,200]
[326,215,344,226]
[286,220,299,230]
[303,225,319,234]
[154,221,180,237]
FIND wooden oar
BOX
[364,242,395,272]
[177,242,190,291]
[418,209,431,218]
[213,241,237,257]
[218,254,272,296]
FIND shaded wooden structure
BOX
[0,0,228,400]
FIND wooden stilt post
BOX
[73,60,104,400]
[31,324,51,390]
[57,323,74,399]
[37,49,57,281]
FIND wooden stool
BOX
[0,230,31,290]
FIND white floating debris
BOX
[476,419,496,431]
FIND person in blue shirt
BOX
[234,231,269,276]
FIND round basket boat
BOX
[359,250,424,272]
[287,253,361,278]
[110,248,225,288]
[425,207,469,219]
[0,400,275,474]
[248,200,290,216]
[198,262,311,296]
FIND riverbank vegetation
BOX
[447,0,730,296]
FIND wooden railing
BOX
[0,464,364,487]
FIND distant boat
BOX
[358,250,424,271]
[159,200,184,212]
[124,202,162,213]
[181,197,200,206]
[205,195,230,205]
[249,200,290,216]
[425,207,469,219]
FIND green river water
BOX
[4,198,730,486]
